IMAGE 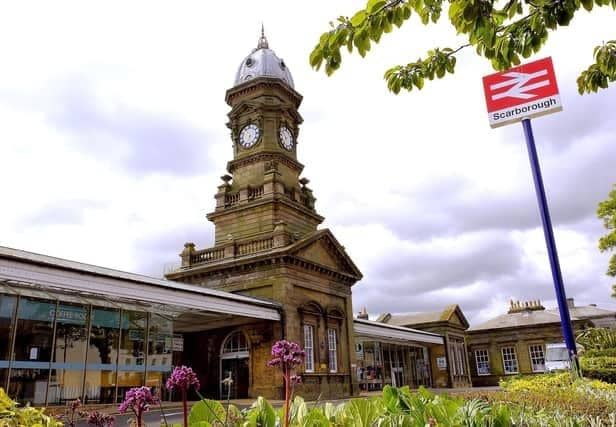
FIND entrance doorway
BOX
[220,331,250,399]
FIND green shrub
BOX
[582,367,616,383]
[584,347,616,358]
[0,388,62,427]
[188,384,616,426]
[494,372,616,419]
[577,327,616,350]
[580,344,616,383]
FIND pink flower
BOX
[87,411,115,427]
[118,386,158,417]
[267,340,305,369]
[165,365,200,392]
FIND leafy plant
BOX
[267,340,305,427]
[118,386,158,427]
[166,365,201,427]
[0,388,62,427]
[310,0,616,94]
[578,327,616,350]
[598,185,616,295]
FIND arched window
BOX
[221,331,249,358]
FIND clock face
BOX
[279,126,294,151]
[239,124,261,148]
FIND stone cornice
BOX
[225,77,303,107]
[226,151,304,174]
[167,252,358,287]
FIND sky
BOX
[1,1,615,325]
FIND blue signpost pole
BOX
[521,118,578,360]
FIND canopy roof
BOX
[0,245,281,331]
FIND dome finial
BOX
[257,23,269,49]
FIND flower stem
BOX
[284,369,290,427]
[182,388,188,427]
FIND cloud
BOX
[45,79,214,177]
[133,224,214,278]
[19,199,107,227]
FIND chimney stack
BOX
[357,307,369,320]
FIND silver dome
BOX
[233,29,294,88]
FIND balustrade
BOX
[248,186,264,200]
[190,247,225,264]
[225,192,240,206]
[236,237,274,256]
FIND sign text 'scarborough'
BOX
[482,57,562,128]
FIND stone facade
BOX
[165,38,363,400]
[378,305,472,388]
[467,298,615,386]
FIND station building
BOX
[0,32,448,406]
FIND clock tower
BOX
[166,30,362,400]
[208,29,323,245]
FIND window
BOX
[327,328,337,373]
[474,349,490,376]
[501,347,518,374]
[222,331,249,354]
[529,344,545,372]
[449,338,466,377]
[303,325,314,372]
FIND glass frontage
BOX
[116,311,146,402]
[9,297,56,405]
[49,302,88,404]
[85,307,120,404]
[357,342,431,391]
[0,292,177,406]
[146,314,173,400]
[0,295,17,389]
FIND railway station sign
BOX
[482,57,562,128]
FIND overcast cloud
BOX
[0,1,615,325]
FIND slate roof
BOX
[468,310,568,331]
[468,304,616,332]
[378,304,469,329]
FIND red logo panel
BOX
[482,57,560,113]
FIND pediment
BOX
[442,305,470,330]
[296,239,341,270]
[287,229,362,281]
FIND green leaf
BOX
[367,0,387,13]
[189,399,226,426]
[309,48,323,68]
[350,10,367,26]
[243,397,277,427]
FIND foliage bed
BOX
[188,383,616,426]
[578,328,616,383]
[456,372,616,421]
[0,388,61,427]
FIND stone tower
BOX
[166,30,362,400]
